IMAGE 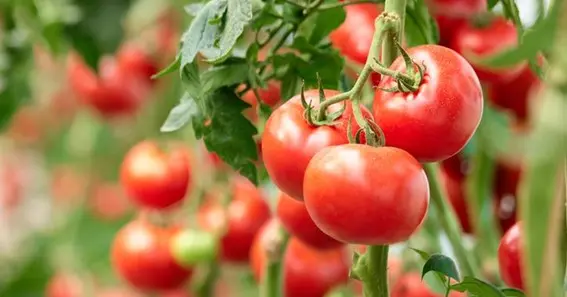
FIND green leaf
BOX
[152,56,181,80]
[204,0,253,63]
[410,247,431,261]
[487,0,499,9]
[296,5,345,45]
[161,94,199,133]
[192,87,258,184]
[251,1,280,29]
[185,3,205,16]
[422,254,461,282]
[451,277,506,297]
[501,288,526,297]
[181,61,202,98]
[201,59,249,93]
[180,0,228,69]
[405,0,439,46]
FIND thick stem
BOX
[381,0,407,66]
[195,261,220,297]
[423,163,481,277]
[261,226,290,297]
[363,245,390,297]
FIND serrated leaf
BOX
[193,87,258,184]
[180,0,228,68]
[204,0,252,63]
[201,60,249,93]
[501,288,526,297]
[422,254,460,282]
[152,55,180,79]
[451,277,505,297]
[161,94,199,133]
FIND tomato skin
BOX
[330,3,382,85]
[451,17,525,84]
[116,43,159,85]
[425,0,486,16]
[304,144,429,245]
[88,182,131,221]
[494,163,521,233]
[45,273,83,297]
[198,176,271,262]
[241,82,282,108]
[440,154,470,181]
[250,219,350,297]
[262,89,370,201]
[111,220,193,291]
[276,192,342,250]
[373,44,483,162]
[120,141,191,209]
[440,168,472,233]
[391,273,465,297]
[488,66,540,122]
[498,222,524,290]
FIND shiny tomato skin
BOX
[111,220,193,291]
[373,44,483,162]
[498,222,524,290]
[116,43,158,85]
[451,17,525,84]
[392,273,465,297]
[250,219,350,297]
[276,191,343,250]
[303,144,429,245]
[241,82,281,108]
[425,0,486,16]
[488,66,540,122]
[440,168,472,233]
[198,176,271,262]
[262,89,370,201]
[120,141,191,209]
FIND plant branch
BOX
[364,245,390,297]
[318,0,382,11]
[381,0,407,66]
[261,225,290,297]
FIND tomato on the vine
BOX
[240,82,281,122]
[116,43,159,85]
[120,141,191,209]
[441,154,470,181]
[111,220,193,291]
[250,219,350,297]
[440,168,472,233]
[425,0,487,16]
[451,16,525,84]
[304,144,429,245]
[498,222,524,290]
[262,89,371,201]
[494,163,521,233]
[276,191,342,250]
[330,3,383,85]
[391,273,465,297]
[373,44,483,162]
[198,175,271,262]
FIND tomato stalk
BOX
[260,225,289,297]
[423,163,481,277]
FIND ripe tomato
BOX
[262,89,370,201]
[392,273,465,297]
[440,168,472,233]
[425,0,486,16]
[498,222,524,290]
[116,43,159,85]
[95,288,142,297]
[440,154,470,181]
[111,220,193,291]
[488,65,540,122]
[276,191,342,250]
[88,182,131,221]
[120,141,191,209]
[373,44,483,162]
[198,175,271,262]
[330,3,382,85]
[304,144,429,245]
[451,16,525,84]
[250,219,350,297]
[240,82,282,122]
[494,163,521,233]
[45,273,83,297]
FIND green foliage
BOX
[421,254,460,282]
[451,277,506,297]
[405,0,439,46]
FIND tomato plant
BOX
[391,273,465,297]
[498,222,524,290]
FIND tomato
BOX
[159,290,192,297]
[451,16,525,84]
[373,44,483,162]
[440,168,472,233]
[494,163,521,233]
[120,141,191,209]
[304,144,429,245]
[392,273,465,297]
[95,288,142,297]
[441,154,470,181]
[240,82,282,122]
[330,3,382,85]
[276,191,342,250]
[425,0,486,16]
[488,65,540,122]
[198,175,271,262]
[116,43,159,85]
[50,165,89,206]
[262,89,371,200]
[6,105,47,146]
[250,219,350,297]
[88,182,131,221]
[45,273,83,297]
[111,220,193,291]
[498,222,524,290]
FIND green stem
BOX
[362,245,390,297]
[318,0,382,11]
[423,163,481,277]
[195,261,220,297]
[261,227,290,297]
[381,0,407,66]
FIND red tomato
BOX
[116,43,159,85]
[159,289,192,297]
[303,144,429,245]
[45,273,83,297]
[50,165,89,206]
[262,89,371,201]
[276,191,342,250]
[392,273,465,297]
[440,169,472,233]
[373,44,483,162]
[498,222,524,290]
[111,220,193,291]
[488,65,540,122]
[250,219,350,297]
[330,3,382,85]
[451,17,525,84]
[494,163,521,233]
[440,154,470,181]
[95,288,142,297]
[88,182,131,221]
[198,176,271,262]
[425,0,486,16]
[120,141,191,209]
[240,82,282,122]
[6,105,48,145]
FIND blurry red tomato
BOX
[392,273,465,297]
[50,165,89,206]
[88,182,131,221]
[494,163,521,233]
[45,273,83,297]
[440,169,472,233]
[116,43,159,85]
[498,222,524,290]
